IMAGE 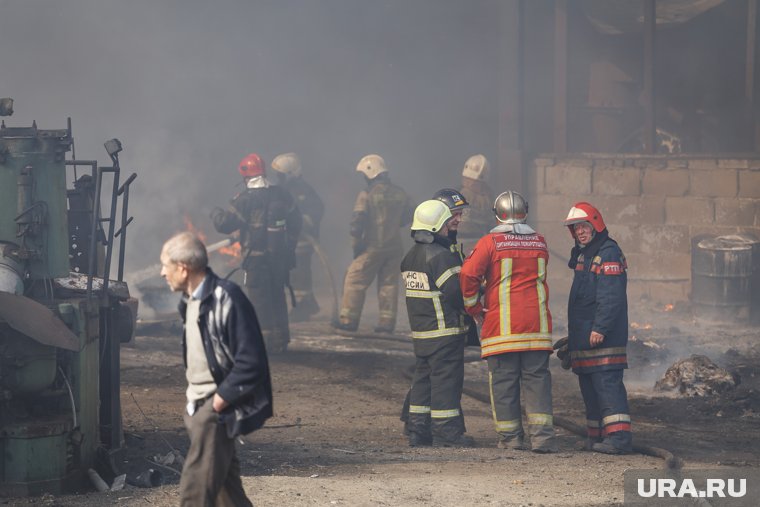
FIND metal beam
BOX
[746,0,759,150]
[498,0,525,192]
[642,0,656,154]
[554,0,568,153]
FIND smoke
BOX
[0,0,499,283]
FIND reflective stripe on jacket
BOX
[460,228,552,358]
[401,233,468,346]
[567,230,629,373]
[178,269,273,437]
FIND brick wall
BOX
[532,155,760,306]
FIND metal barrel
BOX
[690,234,758,322]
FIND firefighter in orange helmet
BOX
[211,153,302,353]
[460,191,557,452]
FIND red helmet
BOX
[239,153,265,178]
[564,202,606,239]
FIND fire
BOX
[183,214,207,242]
[664,304,674,312]
[219,242,241,258]
[183,215,240,264]
[630,322,653,330]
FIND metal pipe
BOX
[58,366,78,429]
[116,172,137,281]
[100,165,120,299]
[87,165,104,297]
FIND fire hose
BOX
[302,233,339,324]
[397,362,680,469]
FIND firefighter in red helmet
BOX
[564,202,632,455]
[212,153,302,353]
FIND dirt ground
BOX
[4,296,760,507]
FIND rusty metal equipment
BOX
[0,100,137,496]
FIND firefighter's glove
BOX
[464,315,480,348]
[553,336,571,370]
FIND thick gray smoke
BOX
[0,0,499,283]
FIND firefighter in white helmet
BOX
[457,154,495,253]
[270,153,325,322]
[401,200,474,447]
[335,154,413,333]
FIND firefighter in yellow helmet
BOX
[457,154,495,253]
[401,200,475,447]
[335,154,413,333]
[270,153,325,322]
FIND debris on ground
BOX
[654,354,740,396]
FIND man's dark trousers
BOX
[179,399,252,507]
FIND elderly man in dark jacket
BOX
[160,231,272,506]
[564,202,631,455]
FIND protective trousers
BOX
[578,369,632,451]
[407,335,466,441]
[290,247,320,321]
[179,400,252,507]
[244,257,290,353]
[487,351,555,450]
[339,246,401,330]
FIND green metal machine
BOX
[0,98,138,496]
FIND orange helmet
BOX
[564,202,606,239]
[239,153,265,178]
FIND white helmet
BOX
[493,190,529,224]
[411,200,453,234]
[462,154,490,181]
[356,154,388,179]
[270,152,302,179]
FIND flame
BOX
[664,304,674,312]
[630,322,653,330]
[183,215,239,265]
[183,214,207,242]
[219,242,242,258]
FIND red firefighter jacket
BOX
[460,224,553,358]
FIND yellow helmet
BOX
[356,154,388,179]
[462,154,490,181]
[270,152,302,178]
[411,200,453,233]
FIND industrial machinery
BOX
[0,98,137,496]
